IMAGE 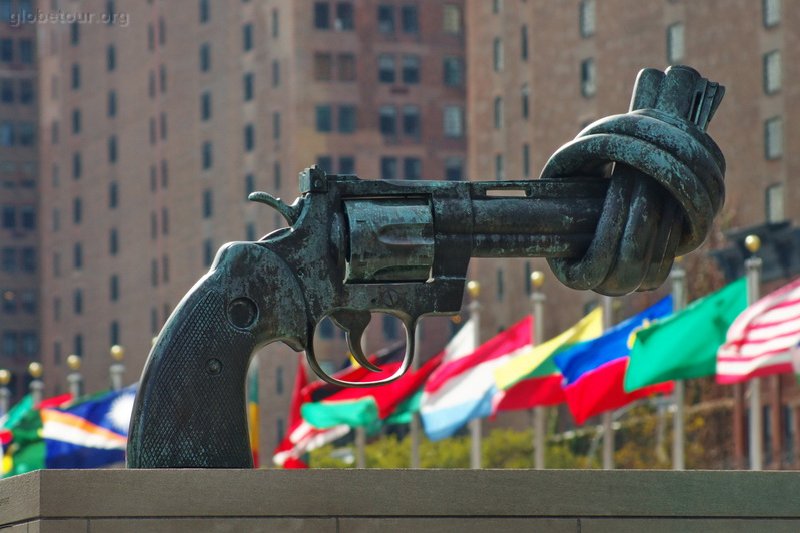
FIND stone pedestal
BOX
[1,469,800,532]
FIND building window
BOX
[579,0,595,38]
[18,122,34,146]
[162,255,169,283]
[203,189,213,218]
[764,50,781,94]
[200,43,211,72]
[580,58,596,97]
[108,90,117,117]
[2,332,16,356]
[277,418,285,444]
[493,97,503,129]
[21,248,35,272]
[74,289,83,315]
[763,0,780,27]
[338,105,357,133]
[20,79,33,104]
[765,117,782,160]
[243,72,254,101]
[1,247,14,271]
[107,45,116,71]
[274,162,282,189]
[443,57,464,87]
[316,156,333,172]
[316,105,333,132]
[202,141,213,169]
[110,275,119,301]
[339,156,355,174]
[401,5,419,33]
[21,291,36,314]
[443,105,464,137]
[521,84,530,119]
[402,55,420,84]
[73,152,82,179]
[151,259,159,287]
[70,21,80,45]
[404,157,421,180]
[199,0,210,23]
[110,321,120,347]
[160,64,167,93]
[271,9,279,37]
[521,25,529,60]
[1,78,13,102]
[108,135,118,163]
[148,71,156,98]
[71,109,81,134]
[109,228,119,255]
[19,39,33,64]
[244,123,255,151]
[243,23,253,51]
[273,112,281,139]
[379,106,397,135]
[1,206,13,228]
[161,159,169,188]
[492,0,502,13]
[443,4,462,34]
[158,17,166,45]
[272,60,280,86]
[495,154,505,180]
[314,52,333,80]
[493,38,504,72]
[766,183,784,223]
[73,242,82,270]
[377,4,395,33]
[336,2,354,30]
[160,112,168,140]
[667,23,684,64]
[378,54,395,83]
[148,24,155,50]
[314,2,330,29]
[402,105,420,137]
[0,121,12,146]
[71,63,81,89]
[162,208,169,235]
[201,91,212,120]
[109,182,118,208]
[382,315,398,339]
[380,157,397,180]
[73,197,82,224]
[338,53,357,81]
[275,366,284,395]
[445,157,463,181]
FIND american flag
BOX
[717,277,800,384]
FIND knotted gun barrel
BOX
[127,65,724,468]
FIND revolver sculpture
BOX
[128,65,725,468]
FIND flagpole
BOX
[745,234,763,471]
[28,362,43,406]
[109,345,125,391]
[602,296,614,470]
[530,271,546,469]
[467,280,482,469]
[671,260,687,470]
[66,354,82,398]
[0,369,10,415]
[410,322,422,468]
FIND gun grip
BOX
[127,287,256,468]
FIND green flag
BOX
[624,278,747,392]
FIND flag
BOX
[556,297,674,425]
[625,278,747,391]
[2,393,73,477]
[40,385,136,469]
[420,317,530,441]
[718,277,800,384]
[492,308,604,411]
[273,355,349,468]
[300,350,443,429]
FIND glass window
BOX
[2,206,14,228]
[1,247,14,271]
[273,112,281,139]
[382,315,398,339]
[522,143,531,178]
[73,197,82,224]
[443,4,461,34]
[2,290,15,313]
[667,23,684,64]
[243,23,253,51]
[71,63,81,89]
[21,291,36,313]
[20,206,35,230]
[0,121,12,146]
[107,44,116,71]
[443,105,464,137]
[404,157,421,180]
[579,0,595,38]
[0,78,12,102]
[244,123,255,151]
[766,183,784,223]
[521,84,530,119]
[201,92,212,120]
[160,64,167,93]
[245,173,255,196]
[402,55,420,84]
[109,182,118,208]
[339,156,355,174]
[380,157,397,180]
[377,4,395,33]
[202,141,213,169]
[314,2,330,29]
[336,2,354,30]
[445,157,463,181]
[763,0,780,27]
[581,58,596,97]
[338,53,356,81]
[272,60,280,86]
[521,25,529,60]
[401,5,419,33]
[73,242,82,270]
[73,152,81,179]
[19,39,33,64]
[0,0,11,22]
[71,109,81,134]
[493,38,504,72]
[272,9,279,37]
[314,52,333,80]
[316,155,333,172]
[109,228,118,255]
[764,50,781,94]
[495,154,505,180]
[2,332,16,356]
[19,79,33,104]
[379,106,396,135]
[402,105,420,137]
[378,54,395,83]
[316,105,333,132]
[274,162,282,189]
[338,105,357,133]
[497,269,505,301]
[18,122,34,146]
[494,97,503,129]
[200,43,211,72]
[243,72,254,100]
[108,135,118,162]
[199,0,210,23]
[108,90,117,117]
[74,289,83,314]
[443,57,463,87]
[203,189,213,218]
[204,239,214,266]
[765,117,783,160]
[0,39,11,62]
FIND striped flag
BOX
[717,277,800,384]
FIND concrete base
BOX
[1,469,800,532]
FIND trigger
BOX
[329,310,382,373]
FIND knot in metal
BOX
[540,66,726,296]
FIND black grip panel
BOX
[127,288,256,468]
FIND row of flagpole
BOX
[0,345,127,416]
